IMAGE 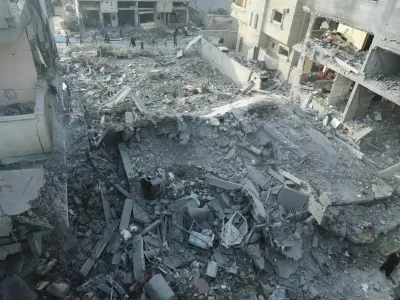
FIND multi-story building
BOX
[231,0,309,80]
[0,0,57,159]
[290,0,400,122]
[77,0,190,28]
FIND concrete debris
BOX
[276,259,298,278]
[277,187,308,212]
[17,19,397,300]
[46,282,71,298]
[132,234,145,282]
[145,274,175,300]
[371,184,393,200]
[220,212,248,248]
[206,261,219,278]
[0,274,38,299]
[206,176,243,190]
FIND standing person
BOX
[184,26,188,36]
[104,32,110,43]
[173,30,177,47]
[119,26,123,38]
[130,34,136,47]
[380,250,400,277]
[66,33,70,46]
[79,32,84,44]
[140,39,144,50]
[152,39,156,46]
[100,26,104,36]
[163,37,167,47]
[87,125,98,152]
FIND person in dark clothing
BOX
[141,40,144,50]
[130,34,136,47]
[87,125,98,152]
[83,105,89,123]
[104,32,110,43]
[380,250,400,277]
[173,30,177,47]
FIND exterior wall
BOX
[304,0,400,53]
[190,0,231,15]
[200,30,238,50]
[0,32,38,106]
[328,73,351,105]
[262,0,308,47]
[0,82,52,159]
[196,38,261,87]
[189,6,238,30]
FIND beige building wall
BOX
[262,0,308,47]
[0,83,52,159]
[0,32,38,106]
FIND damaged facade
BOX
[77,0,190,28]
[231,0,309,80]
[0,0,57,159]
[291,0,400,125]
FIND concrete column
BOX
[290,12,316,86]
[99,10,104,27]
[135,2,140,27]
[343,84,374,121]
[328,73,351,105]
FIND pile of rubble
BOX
[3,25,400,300]
[0,101,35,116]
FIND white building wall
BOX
[0,32,38,106]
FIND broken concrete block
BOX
[118,143,135,191]
[372,183,393,200]
[276,259,298,278]
[279,170,302,186]
[253,257,265,271]
[132,201,152,224]
[80,259,95,277]
[119,198,133,230]
[132,235,145,282]
[322,116,329,126]
[277,187,308,211]
[209,118,220,127]
[240,80,255,94]
[206,261,218,278]
[205,176,243,190]
[330,118,341,129]
[309,286,320,299]
[46,282,71,298]
[267,168,285,183]
[242,180,267,223]
[352,127,372,142]
[346,224,375,244]
[97,282,113,295]
[112,251,122,266]
[144,274,175,300]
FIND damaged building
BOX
[291,0,400,126]
[2,0,400,299]
[76,0,190,28]
[0,0,58,159]
[231,0,310,80]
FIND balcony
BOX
[231,3,248,24]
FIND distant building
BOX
[190,0,231,15]
[231,0,309,80]
[0,0,57,159]
[76,0,190,28]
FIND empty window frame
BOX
[278,46,289,57]
[254,14,259,29]
[272,10,283,24]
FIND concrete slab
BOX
[378,162,400,178]
[118,143,135,191]
[80,259,95,277]
[205,176,243,190]
[276,259,298,279]
[119,198,133,230]
[132,234,145,282]
[0,167,44,216]
[277,187,308,211]
[145,274,175,300]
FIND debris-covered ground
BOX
[3,24,400,300]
